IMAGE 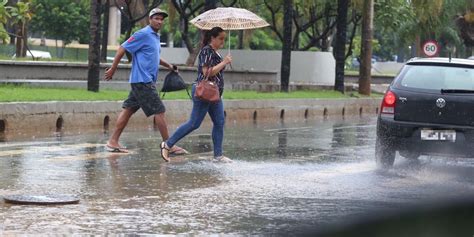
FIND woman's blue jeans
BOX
[166,84,225,157]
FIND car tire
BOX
[375,137,396,168]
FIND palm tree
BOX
[334,0,349,94]
[88,0,101,92]
[359,0,374,96]
[8,0,32,57]
[281,0,293,93]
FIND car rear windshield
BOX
[399,65,474,90]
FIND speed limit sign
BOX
[423,40,440,57]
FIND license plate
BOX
[421,129,456,142]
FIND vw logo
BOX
[436,98,446,108]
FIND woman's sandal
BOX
[160,142,170,162]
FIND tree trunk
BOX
[9,25,15,46]
[87,0,101,92]
[238,30,244,49]
[334,0,349,94]
[321,37,330,52]
[101,0,110,63]
[21,23,28,57]
[415,34,422,57]
[182,17,197,65]
[55,39,59,58]
[280,0,293,93]
[184,0,216,66]
[15,22,24,57]
[397,47,405,62]
[358,0,373,96]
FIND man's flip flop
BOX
[105,144,129,153]
[160,142,170,162]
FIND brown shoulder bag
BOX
[194,66,220,103]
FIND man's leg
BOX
[154,112,169,141]
[107,107,138,148]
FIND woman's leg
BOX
[166,86,209,148]
[208,99,225,157]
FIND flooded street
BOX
[1,116,474,235]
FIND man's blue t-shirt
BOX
[121,25,161,84]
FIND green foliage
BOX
[350,36,381,57]
[8,1,33,25]
[249,29,282,50]
[118,25,142,44]
[372,0,472,60]
[0,0,10,44]
[30,0,89,45]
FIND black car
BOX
[376,57,474,167]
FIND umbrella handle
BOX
[228,30,232,70]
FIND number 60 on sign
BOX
[423,40,439,57]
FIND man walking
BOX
[104,8,187,156]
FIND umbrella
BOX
[190,7,270,52]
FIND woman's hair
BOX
[201,27,225,48]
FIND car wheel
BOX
[375,137,395,168]
[399,150,420,160]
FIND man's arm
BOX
[160,58,177,72]
[104,46,126,80]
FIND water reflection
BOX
[277,129,288,157]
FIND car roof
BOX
[406,57,474,67]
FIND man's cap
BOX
[149,8,168,18]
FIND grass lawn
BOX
[0,85,381,102]
[345,70,396,77]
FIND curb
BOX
[0,98,381,134]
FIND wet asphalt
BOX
[1,116,474,235]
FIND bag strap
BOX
[185,87,191,100]
[204,66,214,81]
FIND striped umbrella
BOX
[190,7,270,52]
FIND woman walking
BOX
[160,27,233,163]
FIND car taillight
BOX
[381,90,396,114]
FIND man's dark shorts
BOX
[122,82,166,117]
